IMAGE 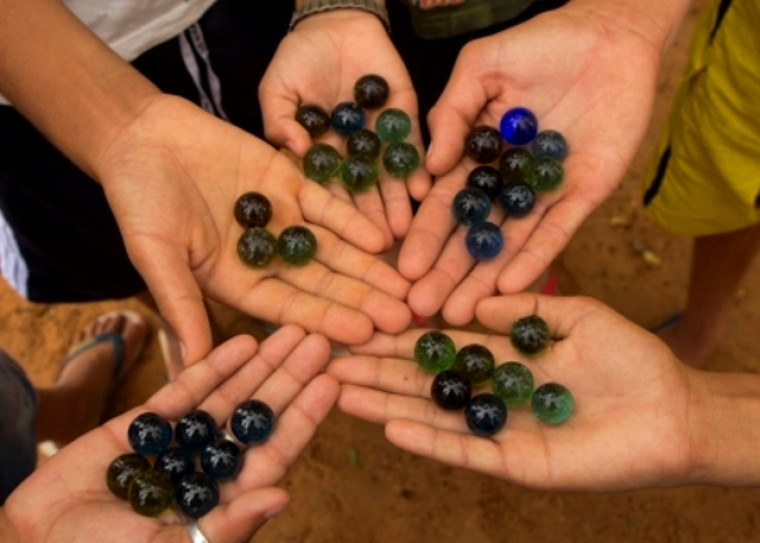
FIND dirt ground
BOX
[5,1,760,541]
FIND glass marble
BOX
[382,142,420,178]
[491,362,534,407]
[465,394,507,437]
[154,446,195,485]
[303,143,341,183]
[465,222,503,261]
[234,191,272,228]
[531,382,574,424]
[106,453,151,500]
[499,147,534,182]
[201,438,243,482]
[451,187,491,226]
[375,108,411,143]
[346,128,381,159]
[451,343,495,385]
[499,180,535,218]
[414,330,457,373]
[531,129,568,161]
[128,412,172,456]
[354,74,389,109]
[175,409,220,454]
[295,104,330,138]
[430,370,472,410]
[528,156,564,192]
[331,101,365,135]
[175,472,220,519]
[340,155,379,192]
[230,399,275,445]
[510,314,551,356]
[277,225,317,265]
[466,165,503,200]
[464,125,502,164]
[499,107,538,145]
[237,227,277,268]
[128,469,174,517]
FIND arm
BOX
[329,293,760,490]
[399,0,695,324]
[0,0,412,363]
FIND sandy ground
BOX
[5,1,760,540]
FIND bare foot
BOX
[37,311,149,445]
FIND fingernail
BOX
[265,503,287,519]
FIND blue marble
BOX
[465,393,507,437]
[465,222,503,260]
[499,107,538,145]
[175,472,220,519]
[330,101,365,135]
[230,399,275,445]
[201,438,243,481]
[531,129,568,161]
[127,412,172,456]
[498,180,535,218]
[175,409,220,454]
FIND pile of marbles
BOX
[296,74,420,192]
[414,314,574,437]
[234,191,317,268]
[453,107,568,261]
[106,400,275,518]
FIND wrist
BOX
[686,370,760,486]
[290,0,390,33]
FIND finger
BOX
[337,384,465,432]
[276,256,411,334]
[497,190,598,293]
[349,185,395,249]
[311,226,409,299]
[128,240,213,365]
[376,175,414,240]
[229,373,339,490]
[328,355,431,397]
[259,86,316,157]
[397,171,462,280]
[299,181,387,254]
[199,487,290,543]
[242,278,375,344]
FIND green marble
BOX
[128,469,174,517]
[451,343,495,385]
[528,156,564,192]
[277,225,317,265]
[346,128,381,160]
[491,362,534,407]
[106,453,151,500]
[340,155,379,192]
[531,382,574,424]
[303,143,341,183]
[382,142,419,178]
[375,108,411,143]
[237,227,277,268]
[414,331,457,373]
[499,147,534,182]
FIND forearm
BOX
[687,369,760,486]
[567,0,694,56]
[0,0,161,180]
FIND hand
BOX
[329,293,701,491]
[3,326,339,542]
[260,10,432,249]
[399,6,663,324]
[98,95,412,364]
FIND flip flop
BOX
[650,312,683,333]
[57,310,148,393]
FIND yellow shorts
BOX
[642,0,760,237]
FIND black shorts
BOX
[0,0,564,303]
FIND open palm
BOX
[400,6,663,324]
[329,293,701,491]
[98,96,412,365]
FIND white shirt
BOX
[0,0,217,105]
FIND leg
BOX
[658,223,760,367]
[35,311,148,445]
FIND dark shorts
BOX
[0,0,564,303]
[0,350,38,504]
